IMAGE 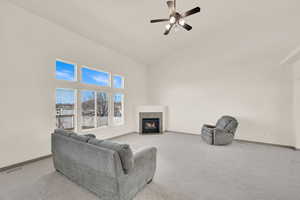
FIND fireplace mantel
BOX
[136,105,167,133]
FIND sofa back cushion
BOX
[69,133,90,142]
[93,140,134,174]
[54,129,74,137]
[88,138,104,146]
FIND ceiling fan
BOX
[150,0,201,35]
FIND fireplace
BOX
[142,118,160,133]
[139,112,163,134]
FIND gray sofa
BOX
[51,129,157,200]
[201,116,238,145]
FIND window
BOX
[80,91,109,130]
[56,60,76,81]
[113,75,124,89]
[81,90,95,130]
[56,89,76,130]
[97,92,109,127]
[81,67,110,87]
[55,60,125,131]
[114,93,124,125]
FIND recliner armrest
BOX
[203,124,216,129]
[202,124,215,135]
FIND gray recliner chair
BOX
[201,116,238,145]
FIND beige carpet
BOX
[0,171,191,200]
[1,132,300,200]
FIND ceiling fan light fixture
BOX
[169,16,176,24]
[165,24,171,30]
[179,18,185,26]
[150,0,201,35]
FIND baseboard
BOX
[0,132,137,173]
[166,130,297,150]
[234,139,296,150]
[108,132,136,140]
[0,154,52,173]
[166,130,200,136]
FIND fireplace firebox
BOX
[139,112,163,134]
[142,118,160,133]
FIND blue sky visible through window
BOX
[114,93,123,102]
[81,90,95,102]
[56,60,76,81]
[113,75,123,88]
[81,68,109,87]
[56,89,75,104]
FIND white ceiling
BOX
[7,0,300,66]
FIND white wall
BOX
[148,43,294,147]
[293,60,300,149]
[0,1,148,168]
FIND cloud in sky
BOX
[56,69,74,80]
[92,74,107,84]
[56,89,75,104]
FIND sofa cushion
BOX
[84,134,96,138]
[69,133,90,142]
[88,138,104,146]
[54,129,73,137]
[97,140,134,174]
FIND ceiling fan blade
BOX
[182,7,201,17]
[164,29,171,35]
[181,23,192,31]
[150,19,169,23]
[167,1,175,13]
[164,24,173,35]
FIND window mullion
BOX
[94,91,97,128]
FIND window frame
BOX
[113,93,125,126]
[55,59,78,82]
[112,74,125,89]
[80,65,111,88]
[80,90,97,131]
[96,91,110,129]
[79,90,111,132]
[55,88,78,131]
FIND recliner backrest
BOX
[216,116,238,133]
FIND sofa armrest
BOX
[117,147,157,199]
[133,147,157,171]
[134,147,157,169]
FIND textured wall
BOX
[148,42,294,147]
[0,2,148,168]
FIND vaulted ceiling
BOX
[7,0,300,66]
